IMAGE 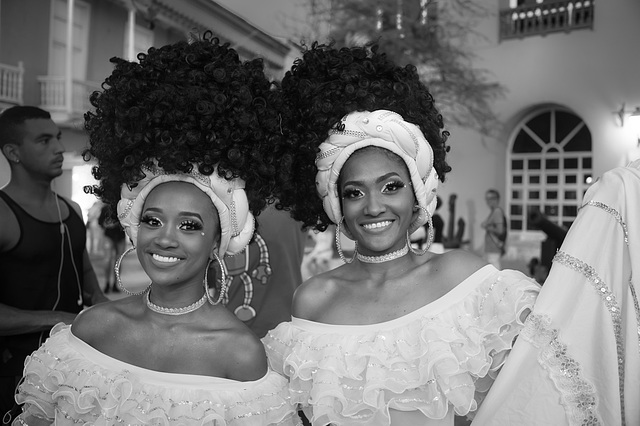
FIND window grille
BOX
[508,107,592,232]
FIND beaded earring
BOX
[409,206,433,255]
[205,252,228,305]
[115,246,151,295]
[336,217,357,264]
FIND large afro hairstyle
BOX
[275,41,452,232]
[83,32,285,221]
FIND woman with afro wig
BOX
[13,33,301,426]
[262,42,540,426]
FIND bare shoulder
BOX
[71,298,137,345]
[428,249,489,291]
[217,322,267,381]
[292,269,341,320]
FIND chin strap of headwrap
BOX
[117,162,254,257]
[315,110,439,238]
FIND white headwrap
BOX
[117,162,254,257]
[315,110,439,238]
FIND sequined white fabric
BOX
[472,160,640,426]
[15,324,300,426]
[263,265,539,426]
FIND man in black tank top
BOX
[0,106,107,420]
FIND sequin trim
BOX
[583,201,629,245]
[554,250,625,425]
[327,129,368,139]
[117,199,134,221]
[521,314,601,425]
[316,146,341,161]
[583,200,640,356]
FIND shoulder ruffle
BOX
[263,269,539,425]
[16,324,299,426]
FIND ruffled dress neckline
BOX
[263,265,540,426]
[291,264,497,331]
[68,328,269,388]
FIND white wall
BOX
[441,0,640,267]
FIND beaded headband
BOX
[315,110,439,239]
[117,162,254,257]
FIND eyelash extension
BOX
[180,220,203,231]
[384,180,406,191]
[140,214,160,226]
[342,188,362,199]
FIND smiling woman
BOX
[13,33,300,426]
[262,42,541,426]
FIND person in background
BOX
[428,195,445,253]
[85,200,105,255]
[480,189,507,269]
[263,42,540,426]
[472,159,640,426]
[12,35,299,425]
[97,203,125,293]
[0,106,107,421]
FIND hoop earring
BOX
[205,252,228,305]
[115,246,151,295]
[409,208,433,256]
[336,217,357,264]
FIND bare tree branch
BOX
[295,0,506,136]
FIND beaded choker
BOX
[145,290,208,316]
[356,244,410,264]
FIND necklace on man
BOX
[145,290,208,315]
[356,243,410,264]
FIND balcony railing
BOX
[37,76,100,117]
[500,0,595,41]
[0,61,24,106]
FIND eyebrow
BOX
[342,172,402,188]
[143,207,204,220]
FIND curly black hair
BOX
[84,33,284,220]
[275,42,451,232]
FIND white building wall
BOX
[439,0,640,269]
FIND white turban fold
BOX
[117,162,254,258]
[315,110,439,239]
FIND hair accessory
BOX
[336,217,357,264]
[356,243,409,263]
[205,252,228,305]
[115,246,151,295]
[408,207,433,255]
[316,110,440,241]
[145,289,208,316]
[117,161,254,257]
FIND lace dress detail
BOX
[521,314,601,425]
[263,265,539,426]
[15,324,299,426]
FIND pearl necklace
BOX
[356,244,410,264]
[145,290,208,316]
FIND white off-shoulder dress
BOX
[14,324,300,426]
[263,265,539,426]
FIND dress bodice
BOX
[16,324,299,425]
[263,265,540,426]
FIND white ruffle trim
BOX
[16,324,298,426]
[263,269,539,425]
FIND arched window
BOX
[508,107,592,232]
